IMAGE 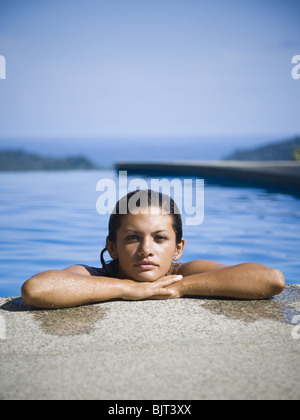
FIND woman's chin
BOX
[131,270,162,283]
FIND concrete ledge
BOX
[1,286,300,400]
[115,161,300,191]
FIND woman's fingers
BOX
[126,275,184,301]
[149,275,183,299]
[155,275,183,288]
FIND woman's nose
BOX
[138,238,154,257]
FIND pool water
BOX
[0,170,299,297]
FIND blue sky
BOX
[0,0,299,153]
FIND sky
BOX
[0,0,299,158]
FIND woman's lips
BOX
[134,262,158,270]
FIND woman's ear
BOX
[106,237,118,260]
[173,238,185,261]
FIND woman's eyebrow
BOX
[123,229,169,234]
[153,230,169,234]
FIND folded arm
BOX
[21,265,182,309]
[21,261,286,309]
[173,260,286,300]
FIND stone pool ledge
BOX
[0,285,300,400]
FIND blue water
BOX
[0,170,299,297]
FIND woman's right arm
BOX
[21,265,182,309]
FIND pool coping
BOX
[1,285,299,400]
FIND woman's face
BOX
[107,209,185,282]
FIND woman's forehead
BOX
[119,212,174,232]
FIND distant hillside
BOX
[224,137,300,161]
[0,150,101,171]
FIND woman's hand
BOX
[122,275,183,301]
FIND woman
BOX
[21,190,285,309]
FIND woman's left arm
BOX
[172,261,285,300]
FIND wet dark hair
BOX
[100,189,183,276]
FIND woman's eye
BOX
[155,235,167,242]
[125,235,139,241]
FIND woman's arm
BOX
[173,261,285,300]
[21,265,183,309]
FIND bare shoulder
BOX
[63,265,91,276]
[178,260,229,276]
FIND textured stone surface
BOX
[0,286,300,400]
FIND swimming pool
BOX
[0,170,299,296]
